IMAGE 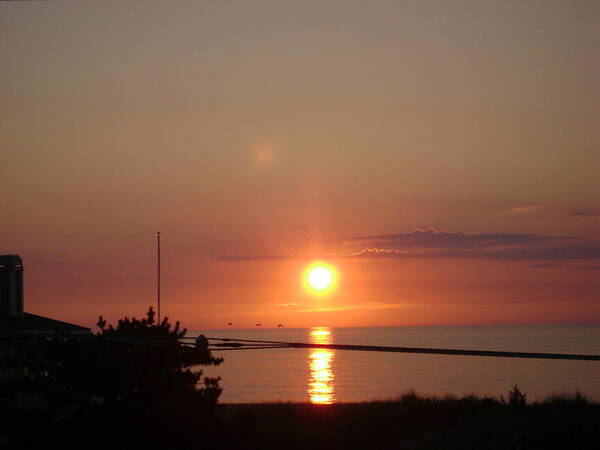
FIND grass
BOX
[214,390,600,450]
[1,389,599,449]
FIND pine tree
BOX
[42,307,223,449]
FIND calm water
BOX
[192,325,600,404]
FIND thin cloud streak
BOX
[529,263,564,269]
[300,302,417,313]
[343,243,600,261]
[572,266,600,271]
[339,230,577,249]
[570,211,600,217]
[217,254,298,262]
[505,205,545,215]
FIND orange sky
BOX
[1,1,599,329]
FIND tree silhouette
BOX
[42,307,223,449]
[502,384,527,409]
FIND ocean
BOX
[192,325,600,404]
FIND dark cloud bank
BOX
[343,231,599,262]
[218,230,600,263]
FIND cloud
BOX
[300,302,414,313]
[572,265,600,271]
[530,264,600,271]
[215,229,599,265]
[335,230,597,262]
[217,254,296,262]
[498,244,600,261]
[350,248,408,257]
[344,243,600,262]
[340,230,576,249]
[529,263,564,269]
[570,211,600,217]
[505,205,545,215]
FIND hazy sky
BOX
[2,0,599,329]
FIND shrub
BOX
[501,384,527,409]
[40,307,223,449]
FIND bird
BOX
[277,324,284,328]
[256,323,262,327]
[227,322,232,326]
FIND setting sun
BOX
[304,263,336,294]
[309,267,332,290]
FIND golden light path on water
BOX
[308,327,335,404]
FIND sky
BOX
[1,0,599,329]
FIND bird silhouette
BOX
[256,323,262,327]
[277,324,284,328]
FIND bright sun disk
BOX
[307,265,334,291]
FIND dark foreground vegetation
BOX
[216,391,600,450]
[2,389,599,450]
[1,308,222,450]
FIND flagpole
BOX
[157,231,161,324]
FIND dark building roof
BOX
[0,313,91,336]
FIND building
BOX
[0,255,23,318]
[1,255,91,384]
[0,254,90,336]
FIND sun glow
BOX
[304,263,336,294]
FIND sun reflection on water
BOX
[308,327,335,404]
